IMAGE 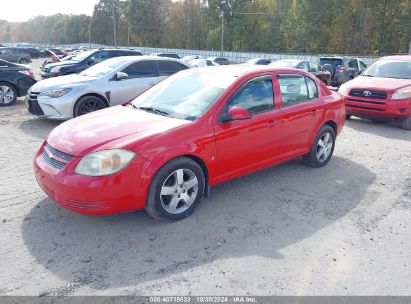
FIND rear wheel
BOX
[303,125,336,168]
[0,82,17,106]
[74,95,107,117]
[346,114,352,120]
[400,116,411,131]
[19,58,29,64]
[145,157,205,221]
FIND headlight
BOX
[392,89,411,100]
[74,149,136,176]
[39,88,72,98]
[50,66,61,73]
[338,84,350,96]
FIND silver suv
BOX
[0,47,32,64]
[26,56,190,119]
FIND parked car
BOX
[47,48,66,59]
[319,56,367,86]
[0,59,36,106]
[189,59,219,67]
[26,56,190,119]
[0,47,32,64]
[41,49,143,78]
[338,55,411,130]
[182,55,203,62]
[15,47,45,59]
[151,53,180,59]
[33,65,345,220]
[207,56,230,65]
[247,58,272,65]
[270,59,331,85]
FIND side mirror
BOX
[220,106,251,123]
[115,72,128,81]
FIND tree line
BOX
[0,0,410,55]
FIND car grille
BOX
[26,91,44,115]
[349,89,387,99]
[61,198,110,211]
[346,88,388,112]
[41,143,74,170]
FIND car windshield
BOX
[270,60,299,68]
[131,70,237,121]
[80,57,129,77]
[71,50,94,62]
[362,59,411,79]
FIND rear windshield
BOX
[319,58,343,68]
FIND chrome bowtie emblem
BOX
[363,90,372,97]
[47,151,54,159]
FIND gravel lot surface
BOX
[0,59,410,296]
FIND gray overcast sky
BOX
[0,0,100,22]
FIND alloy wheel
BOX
[78,99,105,115]
[160,168,199,215]
[316,132,333,162]
[0,86,15,105]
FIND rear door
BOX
[275,73,324,158]
[109,60,158,105]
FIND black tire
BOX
[0,82,17,106]
[145,157,205,221]
[19,58,29,64]
[400,116,411,131]
[303,125,336,168]
[322,79,329,86]
[73,95,107,117]
[346,114,352,120]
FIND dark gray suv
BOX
[319,56,367,86]
[0,47,32,64]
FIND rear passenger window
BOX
[158,61,188,76]
[122,61,156,78]
[278,74,317,107]
[227,75,274,115]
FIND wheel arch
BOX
[73,93,109,117]
[323,120,338,135]
[142,152,211,199]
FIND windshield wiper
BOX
[134,105,170,116]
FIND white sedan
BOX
[26,56,190,119]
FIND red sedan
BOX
[34,66,345,221]
[339,55,411,130]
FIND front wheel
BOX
[73,95,106,117]
[19,58,29,64]
[400,116,411,131]
[346,114,352,120]
[145,157,205,221]
[0,82,17,106]
[303,125,336,168]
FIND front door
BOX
[109,60,158,105]
[213,75,283,183]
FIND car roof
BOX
[99,55,189,66]
[191,65,306,77]
[379,55,411,61]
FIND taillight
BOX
[19,70,34,77]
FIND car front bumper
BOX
[33,142,148,215]
[345,97,411,119]
[26,91,78,120]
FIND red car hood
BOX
[47,106,190,156]
[347,76,411,91]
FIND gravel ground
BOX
[0,59,410,296]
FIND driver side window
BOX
[227,75,274,115]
